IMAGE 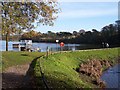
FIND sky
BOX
[34,2,118,33]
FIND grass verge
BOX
[2,51,45,71]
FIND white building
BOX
[13,40,32,51]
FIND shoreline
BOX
[77,58,119,88]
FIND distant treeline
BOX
[2,22,120,47]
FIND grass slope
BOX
[34,48,119,88]
[2,51,45,71]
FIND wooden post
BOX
[6,32,9,51]
[46,46,49,58]
[46,51,48,58]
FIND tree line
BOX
[16,21,119,47]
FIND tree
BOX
[73,31,78,36]
[79,29,85,35]
[21,30,37,39]
[1,1,59,51]
[101,24,118,45]
[91,29,101,44]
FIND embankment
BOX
[34,48,119,89]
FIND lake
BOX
[101,64,120,88]
[0,40,101,52]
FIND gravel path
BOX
[2,64,36,89]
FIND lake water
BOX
[101,64,120,88]
[0,40,101,52]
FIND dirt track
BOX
[2,64,35,89]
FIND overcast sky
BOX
[34,2,118,33]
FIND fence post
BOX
[46,46,50,58]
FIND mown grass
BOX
[2,51,45,71]
[34,48,119,89]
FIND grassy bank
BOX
[34,48,119,88]
[2,51,45,71]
